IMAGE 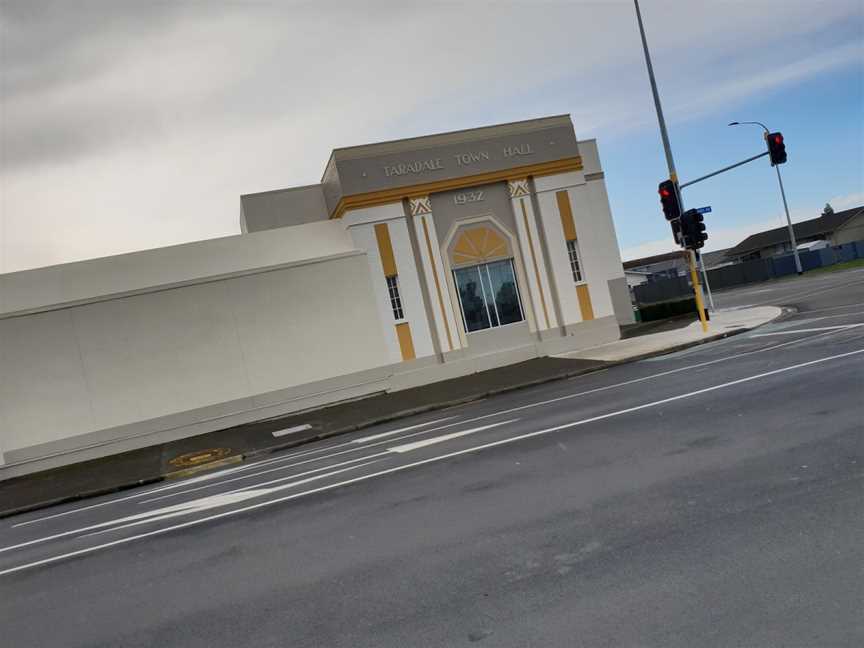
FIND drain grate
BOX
[169,447,232,468]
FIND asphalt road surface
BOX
[2,268,863,647]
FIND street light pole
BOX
[729,121,803,274]
[634,0,708,332]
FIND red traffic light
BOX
[767,131,787,166]
[658,180,681,222]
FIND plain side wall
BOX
[0,253,390,463]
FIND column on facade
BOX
[408,196,463,354]
[508,178,559,333]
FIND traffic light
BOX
[659,179,683,245]
[658,179,681,221]
[766,132,787,166]
[680,209,708,250]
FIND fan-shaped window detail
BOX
[451,226,510,266]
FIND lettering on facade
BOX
[454,151,491,166]
[383,158,444,177]
[379,142,536,178]
[453,190,485,206]
[503,143,533,157]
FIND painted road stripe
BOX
[388,420,517,453]
[271,424,312,438]
[12,417,460,527]
[1,347,860,577]
[82,460,386,539]
[5,422,515,548]
[140,452,393,503]
[750,324,864,337]
[139,422,514,503]
[351,417,459,444]
[0,460,384,556]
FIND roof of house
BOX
[622,250,683,270]
[726,206,863,257]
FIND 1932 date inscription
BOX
[454,190,485,205]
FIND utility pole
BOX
[634,0,708,332]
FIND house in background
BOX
[623,248,731,284]
[725,206,864,262]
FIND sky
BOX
[1,0,862,273]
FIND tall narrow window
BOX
[566,239,583,282]
[386,275,404,320]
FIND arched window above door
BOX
[450,225,511,267]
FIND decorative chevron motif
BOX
[508,178,530,198]
[409,196,432,216]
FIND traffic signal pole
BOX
[774,158,803,274]
[634,0,708,332]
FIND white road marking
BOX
[2,348,860,577]
[351,417,460,444]
[799,302,864,314]
[804,310,864,321]
[10,462,259,528]
[0,460,383,556]
[731,276,864,307]
[140,452,393,503]
[94,420,504,506]
[388,420,517,453]
[750,324,864,337]
[11,417,459,528]
[271,424,312,437]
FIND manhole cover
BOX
[169,447,232,468]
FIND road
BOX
[1,268,863,647]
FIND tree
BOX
[822,203,835,217]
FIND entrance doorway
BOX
[453,259,524,333]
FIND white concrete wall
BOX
[0,220,354,317]
[0,252,391,465]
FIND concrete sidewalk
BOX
[0,305,781,518]
[559,306,782,362]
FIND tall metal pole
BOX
[634,0,708,331]
[730,121,803,274]
[774,162,803,274]
[698,252,715,311]
[634,0,677,184]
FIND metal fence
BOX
[632,239,864,306]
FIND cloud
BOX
[1,1,862,272]
[826,192,864,211]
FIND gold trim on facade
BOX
[556,190,578,241]
[374,223,398,277]
[332,157,583,219]
[576,284,595,321]
[395,322,416,361]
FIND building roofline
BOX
[240,183,322,200]
[726,206,863,256]
[321,114,573,178]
